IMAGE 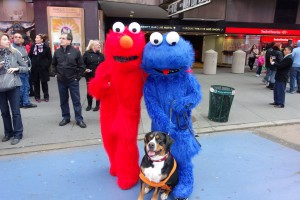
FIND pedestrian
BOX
[0,33,28,145]
[269,46,293,108]
[288,40,300,94]
[22,34,35,97]
[248,44,259,71]
[52,33,86,128]
[255,51,265,77]
[11,32,37,109]
[29,33,52,102]
[267,43,283,90]
[263,42,274,84]
[82,40,104,111]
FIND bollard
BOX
[203,49,218,75]
[232,50,246,74]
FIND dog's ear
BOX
[144,132,151,144]
[165,134,174,147]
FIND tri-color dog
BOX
[138,131,178,200]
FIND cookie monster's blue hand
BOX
[171,76,202,114]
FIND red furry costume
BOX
[88,22,145,189]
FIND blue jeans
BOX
[274,81,287,106]
[289,67,300,92]
[57,80,83,122]
[0,87,23,139]
[269,70,276,84]
[19,73,31,106]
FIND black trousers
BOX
[85,75,99,107]
[34,81,49,100]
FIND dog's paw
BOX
[144,186,152,194]
[160,192,168,200]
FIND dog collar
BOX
[148,152,170,162]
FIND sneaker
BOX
[11,138,21,145]
[35,99,41,103]
[274,104,284,108]
[286,90,295,94]
[23,103,37,109]
[44,98,49,102]
[255,74,260,77]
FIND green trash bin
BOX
[208,85,235,122]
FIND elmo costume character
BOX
[141,31,202,199]
[88,22,145,189]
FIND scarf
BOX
[33,43,44,55]
[0,48,11,70]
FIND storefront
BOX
[218,27,300,64]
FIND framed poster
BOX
[47,6,85,54]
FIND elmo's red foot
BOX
[117,177,138,190]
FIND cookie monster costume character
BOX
[141,31,202,199]
[88,22,146,190]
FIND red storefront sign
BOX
[226,27,300,36]
[260,36,300,43]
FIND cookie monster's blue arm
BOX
[171,74,202,113]
[144,79,174,133]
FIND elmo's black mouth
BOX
[154,68,181,75]
[113,56,138,62]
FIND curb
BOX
[1,120,300,157]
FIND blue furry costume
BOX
[141,31,202,199]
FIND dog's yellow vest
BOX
[139,159,177,191]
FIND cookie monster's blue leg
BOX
[170,128,201,198]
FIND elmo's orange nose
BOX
[120,35,133,49]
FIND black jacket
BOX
[29,43,52,82]
[52,45,85,82]
[273,54,293,82]
[82,49,104,78]
[270,49,283,71]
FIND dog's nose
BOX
[148,142,155,150]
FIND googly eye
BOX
[150,32,163,46]
[166,31,180,45]
[112,22,125,33]
[128,22,141,34]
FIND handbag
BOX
[0,73,16,92]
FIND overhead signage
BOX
[141,24,224,33]
[226,27,300,36]
[168,0,212,16]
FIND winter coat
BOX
[82,49,104,79]
[52,45,85,82]
[270,49,283,71]
[273,54,293,82]
[28,43,52,82]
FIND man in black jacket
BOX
[52,33,86,128]
[269,46,293,108]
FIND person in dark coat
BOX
[267,43,283,90]
[82,40,104,111]
[269,46,293,108]
[28,34,52,102]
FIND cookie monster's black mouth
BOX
[154,68,181,75]
[113,56,138,62]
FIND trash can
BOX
[208,85,235,122]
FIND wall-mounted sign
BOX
[141,24,224,33]
[168,0,212,16]
[226,27,300,36]
[47,6,85,54]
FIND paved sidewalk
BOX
[1,130,300,200]
[1,67,300,155]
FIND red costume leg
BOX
[115,110,140,190]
